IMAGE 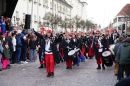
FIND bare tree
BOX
[86,20,95,31]
[72,15,81,32]
[80,20,86,31]
[43,12,62,32]
[60,18,70,32]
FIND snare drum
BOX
[102,51,113,67]
[68,50,76,56]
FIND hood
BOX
[122,42,130,47]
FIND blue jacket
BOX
[16,36,22,47]
[114,42,122,58]
[0,19,6,34]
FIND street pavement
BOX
[0,58,118,86]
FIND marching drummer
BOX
[62,33,72,69]
[93,30,105,70]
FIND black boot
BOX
[39,65,43,68]
[102,64,105,70]
[51,72,54,77]
[97,64,101,70]
[66,66,69,69]
[47,73,51,77]
[0,68,2,71]
[69,66,72,69]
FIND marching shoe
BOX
[102,64,105,70]
[39,65,43,68]
[47,73,51,77]
[0,69,2,71]
[51,72,54,77]
[69,66,72,69]
[97,64,101,70]
[66,67,69,69]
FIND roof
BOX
[59,0,73,8]
[117,4,130,16]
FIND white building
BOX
[12,0,87,32]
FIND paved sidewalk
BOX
[0,59,117,86]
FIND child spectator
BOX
[2,41,10,69]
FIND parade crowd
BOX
[1,16,130,85]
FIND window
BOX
[16,11,19,18]
[46,0,48,7]
[55,4,56,11]
[34,15,37,22]
[39,0,41,5]
[50,2,52,9]
[23,13,25,20]
[34,0,37,3]
[39,17,41,23]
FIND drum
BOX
[68,49,79,64]
[68,50,76,56]
[102,51,113,67]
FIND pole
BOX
[30,0,34,29]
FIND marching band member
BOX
[62,33,72,69]
[87,31,94,59]
[71,33,80,66]
[93,30,105,70]
[33,29,60,77]
[37,32,45,68]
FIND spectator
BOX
[2,41,10,69]
[117,37,130,81]
[15,32,22,63]
[12,31,17,64]
[114,36,125,76]
[5,31,13,66]
[29,35,37,62]
[21,32,28,64]
[0,34,3,71]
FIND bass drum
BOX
[102,51,113,67]
[68,49,78,63]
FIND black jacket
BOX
[34,31,60,64]
[5,36,13,52]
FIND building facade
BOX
[11,0,87,32]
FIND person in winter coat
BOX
[114,36,124,76]
[115,77,130,86]
[21,32,28,64]
[117,37,130,81]
[2,41,10,69]
[5,31,13,66]
[15,33,22,63]
[0,35,3,71]
[29,34,37,62]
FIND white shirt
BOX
[45,39,53,54]
[12,37,16,51]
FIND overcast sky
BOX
[86,0,130,28]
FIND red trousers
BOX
[81,45,85,55]
[66,58,72,67]
[45,54,54,74]
[88,46,94,57]
[60,48,64,57]
[96,52,104,65]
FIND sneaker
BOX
[23,61,28,64]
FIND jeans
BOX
[15,47,21,63]
[118,64,130,81]
[21,47,27,61]
[30,49,37,62]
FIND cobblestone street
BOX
[0,59,117,86]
